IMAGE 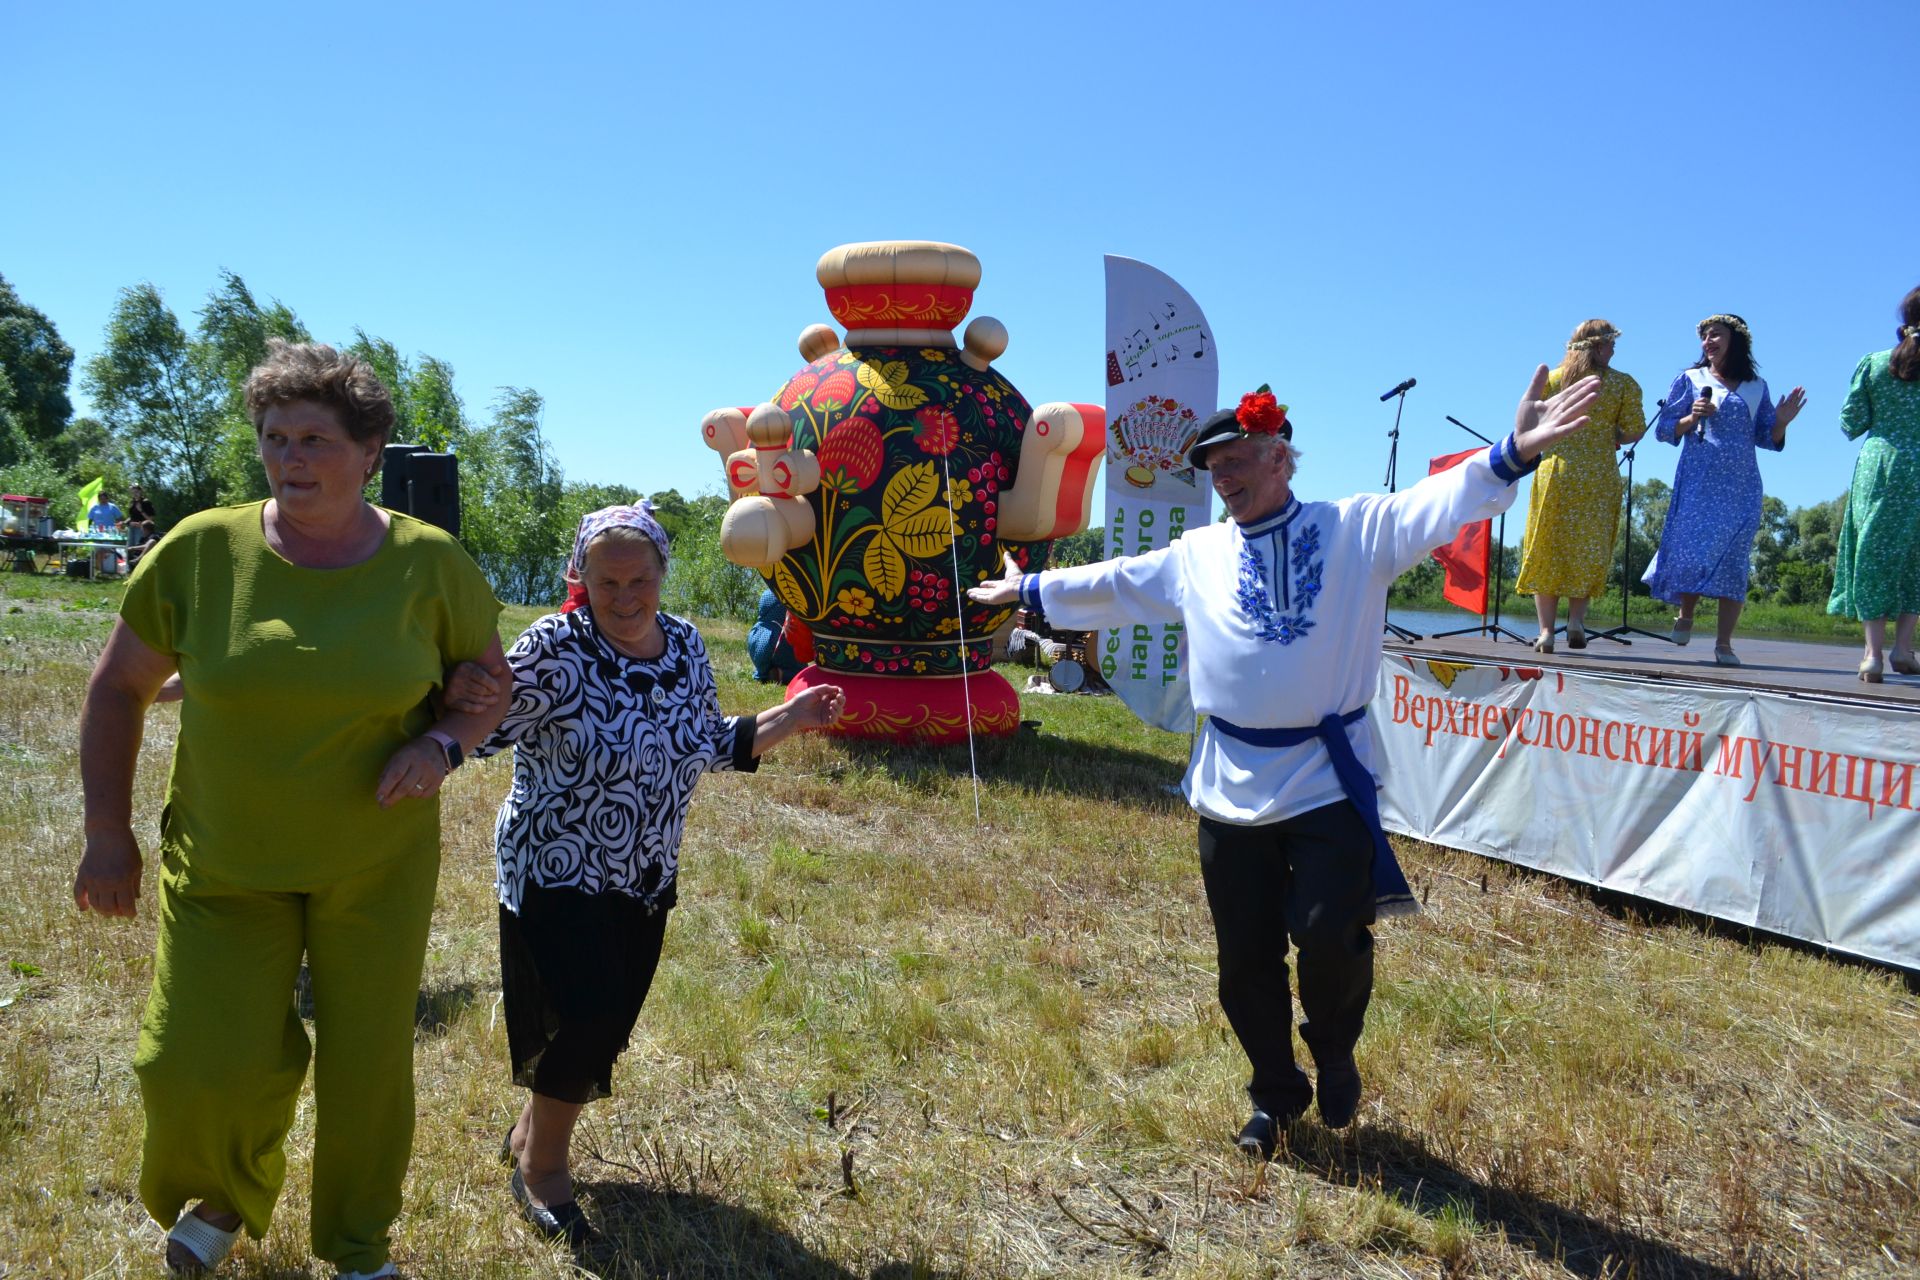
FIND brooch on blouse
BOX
[1236,522,1323,645]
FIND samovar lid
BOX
[815,242,980,344]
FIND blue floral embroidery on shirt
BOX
[1238,521,1324,645]
[1290,522,1320,570]
[1296,558,1324,611]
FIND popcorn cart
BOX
[1,495,52,538]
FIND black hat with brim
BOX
[1187,400,1293,470]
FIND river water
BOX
[1385,607,1857,649]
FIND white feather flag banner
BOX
[1098,256,1216,733]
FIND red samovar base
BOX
[787,667,1020,745]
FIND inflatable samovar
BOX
[700,241,1105,743]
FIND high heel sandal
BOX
[1532,631,1554,654]
[1860,657,1885,683]
[1890,652,1920,676]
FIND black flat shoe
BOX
[510,1167,593,1249]
[1315,1055,1363,1129]
[1236,1109,1281,1161]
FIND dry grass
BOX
[3,575,1917,1279]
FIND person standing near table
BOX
[970,367,1600,1155]
[1641,314,1806,665]
[1829,286,1920,681]
[126,484,158,546]
[89,490,125,533]
[1513,320,1645,652]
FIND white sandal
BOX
[167,1210,240,1274]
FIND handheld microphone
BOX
[1379,377,1416,402]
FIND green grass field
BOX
[2,573,1915,1278]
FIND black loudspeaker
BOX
[381,444,425,510]
[406,452,461,539]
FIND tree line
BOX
[1,270,1843,613]
[0,270,759,613]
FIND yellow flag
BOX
[76,476,105,518]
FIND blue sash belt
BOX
[1210,708,1418,916]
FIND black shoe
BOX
[498,1126,516,1168]
[1315,1055,1363,1128]
[510,1167,593,1249]
[1236,1109,1281,1161]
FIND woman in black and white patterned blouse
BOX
[455,502,842,1247]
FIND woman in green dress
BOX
[1829,286,1920,682]
[76,341,508,1277]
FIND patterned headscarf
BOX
[568,501,670,579]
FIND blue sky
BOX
[7,1,1916,519]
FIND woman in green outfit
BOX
[74,341,509,1278]
[1829,286,1920,682]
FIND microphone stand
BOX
[1380,382,1422,642]
[1427,415,1530,644]
[1595,399,1681,646]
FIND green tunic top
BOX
[1828,350,1920,621]
[119,501,501,891]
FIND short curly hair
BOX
[243,339,395,447]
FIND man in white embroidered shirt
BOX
[970,367,1598,1157]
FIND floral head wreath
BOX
[1566,327,1621,352]
[1698,314,1752,342]
[1235,385,1291,439]
[1903,324,1920,342]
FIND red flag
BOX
[1427,448,1491,615]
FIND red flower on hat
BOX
[1236,391,1287,436]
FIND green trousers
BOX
[134,846,440,1274]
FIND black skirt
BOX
[499,879,675,1104]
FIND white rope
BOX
[939,451,984,827]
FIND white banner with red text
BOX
[1370,654,1920,970]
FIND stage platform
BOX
[1386,631,1920,711]
[1368,628,1920,971]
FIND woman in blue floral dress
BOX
[1641,314,1806,665]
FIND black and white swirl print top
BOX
[477,609,756,913]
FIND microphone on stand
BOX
[1379,377,1417,402]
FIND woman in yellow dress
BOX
[1515,320,1646,651]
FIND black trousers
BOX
[1197,801,1376,1116]
[499,881,674,1105]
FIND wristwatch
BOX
[425,728,464,774]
